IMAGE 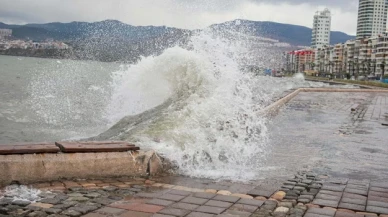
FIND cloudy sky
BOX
[1,0,360,35]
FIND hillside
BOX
[210,20,354,46]
[1,19,354,46]
[0,20,354,62]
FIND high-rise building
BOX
[311,8,332,49]
[356,0,388,39]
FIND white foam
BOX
[1,185,41,202]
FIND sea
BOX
[0,31,343,181]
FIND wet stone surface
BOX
[1,173,388,216]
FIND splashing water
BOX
[293,73,305,80]
[100,30,334,181]
[0,185,41,202]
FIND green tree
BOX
[380,60,386,82]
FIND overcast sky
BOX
[1,0,360,35]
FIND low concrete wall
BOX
[0,150,164,187]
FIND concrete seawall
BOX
[0,150,164,187]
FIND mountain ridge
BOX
[1,19,354,46]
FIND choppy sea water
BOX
[0,31,358,181]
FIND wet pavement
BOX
[263,92,388,181]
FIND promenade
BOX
[1,87,388,217]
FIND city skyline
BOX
[1,0,359,35]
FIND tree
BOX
[348,60,354,79]
[380,60,386,82]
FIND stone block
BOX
[229,204,259,213]
[193,192,216,199]
[146,199,174,206]
[217,190,232,196]
[366,205,388,214]
[230,194,253,199]
[213,195,240,203]
[322,185,345,192]
[204,200,232,208]
[340,197,366,205]
[158,208,190,216]
[338,202,365,212]
[271,191,286,201]
[168,190,191,196]
[344,188,368,196]
[247,189,275,198]
[95,207,126,214]
[316,193,341,201]
[306,207,335,216]
[158,194,186,202]
[335,211,364,217]
[221,209,251,217]
[237,199,264,207]
[119,210,153,217]
[181,197,209,205]
[274,207,289,214]
[312,199,339,208]
[186,212,214,217]
[171,202,199,211]
[196,205,226,214]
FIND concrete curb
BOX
[0,150,164,187]
[262,87,388,116]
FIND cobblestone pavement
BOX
[262,92,388,180]
[2,172,388,216]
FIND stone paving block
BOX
[193,192,217,199]
[166,190,192,196]
[186,212,215,217]
[368,195,388,203]
[342,193,367,200]
[119,210,153,217]
[347,184,368,190]
[366,205,388,214]
[136,192,164,198]
[229,204,259,213]
[158,194,186,202]
[205,200,233,208]
[370,182,388,189]
[370,187,388,193]
[220,209,251,217]
[356,211,378,216]
[213,195,240,203]
[236,198,264,207]
[367,200,388,208]
[152,214,176,217]
[327,178,348,185]
[369,191,388,198]
[335,211,364,217]
[306,207,336,216]
[82,213,107,217]
[171,202,199,211]
[158,207,191,216]
[146,199,175,206]
[344,188,368,196]
[319,191,343,197]
[340,197,366,205]
[181,196,209,205]
[312,199,339,208]
[321,184,346,192]
[247,189,275,198]
[338,202,365,212]
[196,206,226,214]
[112,203,164,213]
[316,193,341,201]
[348,179,370,186]
[96,207,127,215]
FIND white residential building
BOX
[356,0,388,39]
[311,8,332,49]
[0,29,12,38]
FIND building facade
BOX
[356,0,388,39]
[311,8,331,49]
[0,29,12,39]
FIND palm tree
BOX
[380,60,386,82]
[329,61,335,78]
[348,60,354,79]
[372,59,377,76]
